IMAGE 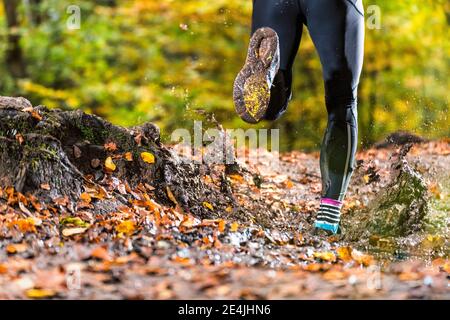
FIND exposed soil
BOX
[0,97,448,299]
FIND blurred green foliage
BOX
[0,0,448,150]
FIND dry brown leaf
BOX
[90,246,112,261]
[62,227,88,237]
[40,183,50,190]
[166,187,178,205]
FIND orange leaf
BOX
[6,243,28,254]
[104,142,117,152]
[115,220,135,235]
[124,152,133,161]
[90,246,112,261]
[336,246,353,262]
[80,192,92,203]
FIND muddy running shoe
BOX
[313,225,342,236]
[233,27,280,124]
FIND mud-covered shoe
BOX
[313,223,342,236]
[233,27,280,124]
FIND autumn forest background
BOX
[0,0,449,150]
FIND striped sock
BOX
[314,198,342,234]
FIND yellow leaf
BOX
[10,218,37,233]
[62,227,88,237]
[228,174,244,183]
[141,152,155,164]
[105,156,116,171]
[26,288,55,299]
[203,201,213,210]
[363,174,370,184]
[230,222,239,232]
[313,251,336,262]
[115,220,135,235]
[351,249,374,266]
[225,206,233,213]
[336,247,353,262]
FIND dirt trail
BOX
[0,97,448,299]
[1,136,448,299]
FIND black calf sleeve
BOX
[251,0,365,202]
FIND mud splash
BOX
[342,144,449,262]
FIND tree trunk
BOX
[3,0,27,78]
[0,96,229,218]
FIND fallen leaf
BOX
[313,251,337,263]
[181,215,200,228]
[10,218,39,233]
[26,288,55,299]
[105,156,116,171]
[18,201,32,216]
[91,246,112,261]
[230,222,239,232]
[60,217,90,228]
[6,243,28,254]
[124,152,133,161]
[115,220,135,235]
[351,249,374,266]
[203,201,214,211]
[104,141,117,152]
[40,183,50,190]
[141,152,155,164]
[62,227,88,237]
[228,174,244,183]
[80,192,92,203]
[284,179,294,189]
[218,220,226,232]
[166,187,178,205]
[337,247,353,262]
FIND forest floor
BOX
[0,136,449,299]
